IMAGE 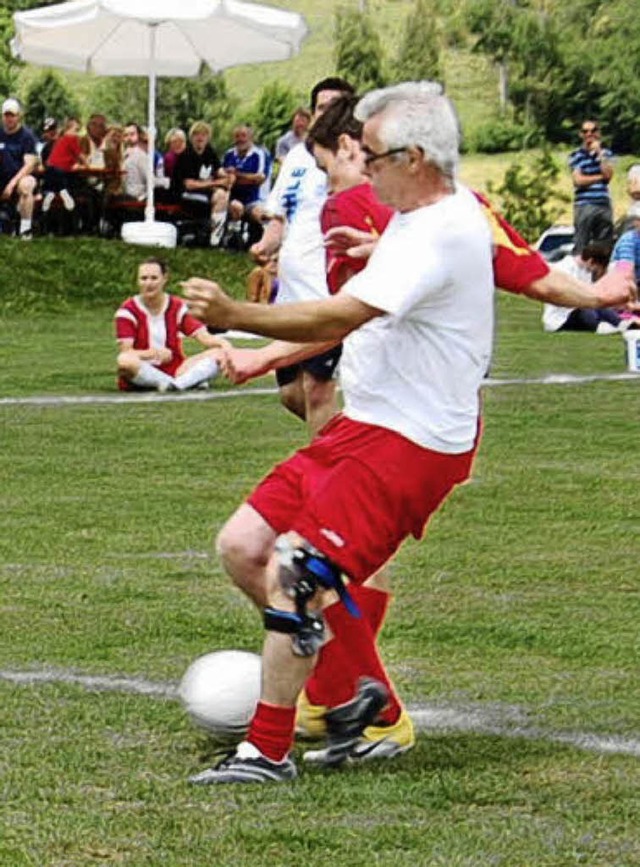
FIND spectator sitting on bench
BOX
[0,97,38,238]
[123,122,148,201]
[222,125,268,245]
[41,117,87,213]
[103,125,125,199]
[170,120,232,247]
[162,128,187,181]
[78,113,108,231]
[38,117,59,166]
[275,107,311,166]
[79,113,107,172]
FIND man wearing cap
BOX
[0,98,38,238]
[39,117,59,166]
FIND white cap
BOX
[2,98,21,115]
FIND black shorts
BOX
[276,344,342,387]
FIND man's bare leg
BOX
[278,376,307,423]
[216,504,278,607]
[302,371,338,437]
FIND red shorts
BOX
[247,414,477,583]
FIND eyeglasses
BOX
[581,127,598,134]
[362,146,408,166]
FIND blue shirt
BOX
[222,145,266,206]
[0,125,37,187]
[569,145,613,206]
[611,228,640,284]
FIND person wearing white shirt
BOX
[183,81,495,786]
[542,244,624,333]
[250,77,355,437]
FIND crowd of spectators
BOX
[541,118,640,334]
[0,96,299,249]
[1,97,638,332]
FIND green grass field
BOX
[1,236,640,866]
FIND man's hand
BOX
[182,278,236,329]
[220,346,273,384]
[324,225,379,260]
[250,217,283,264]
[593,263,636,308]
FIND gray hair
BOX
[164,127,187,147]
[355,81,460,180]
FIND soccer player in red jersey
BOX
[115,258,228,392]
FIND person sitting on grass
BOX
[115,257,228,392]
[541,242,632,334]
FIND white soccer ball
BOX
[179,650,262,740]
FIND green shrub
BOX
[487,148,570,239]
[244,81,299,154]
[470,118,542,153]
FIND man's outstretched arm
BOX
[183,278,381,343]
[222,339,341,385]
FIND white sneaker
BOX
[42,192,55,213]
[595,322,619,335]
[60,189,75,211]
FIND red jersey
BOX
[321,182,393,295]
[115,293,204,386]
[47,133,82,171]
[472,191,550,293]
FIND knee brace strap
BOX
[263,606,325,658]
[289,545,361,619]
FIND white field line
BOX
[0,371,638,409]
[2,667,639,758]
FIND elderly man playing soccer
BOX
[183,81,496,785]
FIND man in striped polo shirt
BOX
[569,119,614,253]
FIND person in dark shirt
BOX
[39,116,59,166]
[568,119,614,253]
[0,98,38,237]
[170,120,232,247]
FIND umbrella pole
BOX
[145,23,158,223]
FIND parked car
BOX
[534,225,575,262]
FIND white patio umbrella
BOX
[12,0,308,247]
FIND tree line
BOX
[2,0,640,153]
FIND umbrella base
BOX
[122,220,178,249]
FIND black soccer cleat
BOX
[189,741,297,786]
[316,677,389,768]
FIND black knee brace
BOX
[263,539,361,658]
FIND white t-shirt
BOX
[542,255,592,332]
[265,142,328,303]
[124,146,147,199]
[341,186,494,454]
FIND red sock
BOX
[350,584,390,635]
[323,600,402,726]
[247,701,296,762]
[304,633,355,707]
[304,585,391,708]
